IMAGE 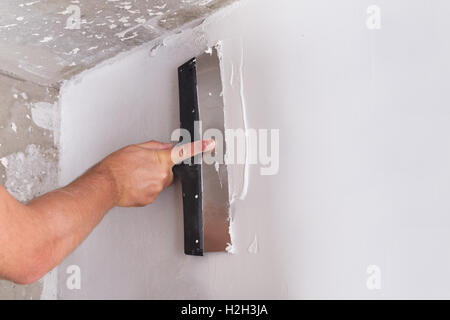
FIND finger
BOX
[161,139,216,166]
[172,139,216,165]
[138,140,173,150]
[163,170,174,188]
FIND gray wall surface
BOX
[4,0,450,299]
[57,0,450,299]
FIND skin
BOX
[0,139,215,285]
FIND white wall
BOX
[59,0,450,299]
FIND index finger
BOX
[165,139,216,166]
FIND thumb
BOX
[137,140,173,150]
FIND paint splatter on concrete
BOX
[2,144,57,202]
[30,101,59,144]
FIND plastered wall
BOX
[53,0,450,299]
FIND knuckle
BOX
[156,151,165,164]
[150,183,163,195]
[148,194,157,204]
[149,152,159,164]
[160,170,169,181]
[136,199,147,207]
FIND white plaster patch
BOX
[135,17,146,24]
[66,48,80,55]
[2,144,57,202]
[216,39,250,203]
[225,243,236,254]
[23,1,41,6]
[0,157,8,168]
[30,101,57,132]
[226,216,236,254]
[39,36,53,43]
[121,31,138,41]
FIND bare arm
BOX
[0,139,214,284]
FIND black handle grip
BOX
[176,57,204,256]
[173,164,203,256]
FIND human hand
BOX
[98,139,215,207]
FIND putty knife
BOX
[174,48,230,256]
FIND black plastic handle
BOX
[174,57,203,256]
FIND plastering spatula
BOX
[173,48,230,256]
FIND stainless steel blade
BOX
[196,48,231,252]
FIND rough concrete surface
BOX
[0,74,59,299]
[0,0,235,86]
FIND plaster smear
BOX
[226,216,236,254]
[216,39,250,204]
[57,0,277,299]
[30,101,59,145]
[214,38,249,254]
[30,102,57,131]
[1,144,57,202]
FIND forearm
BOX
[2,164,117,284]
[0,140,211,284]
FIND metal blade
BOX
[196,48,231,252]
